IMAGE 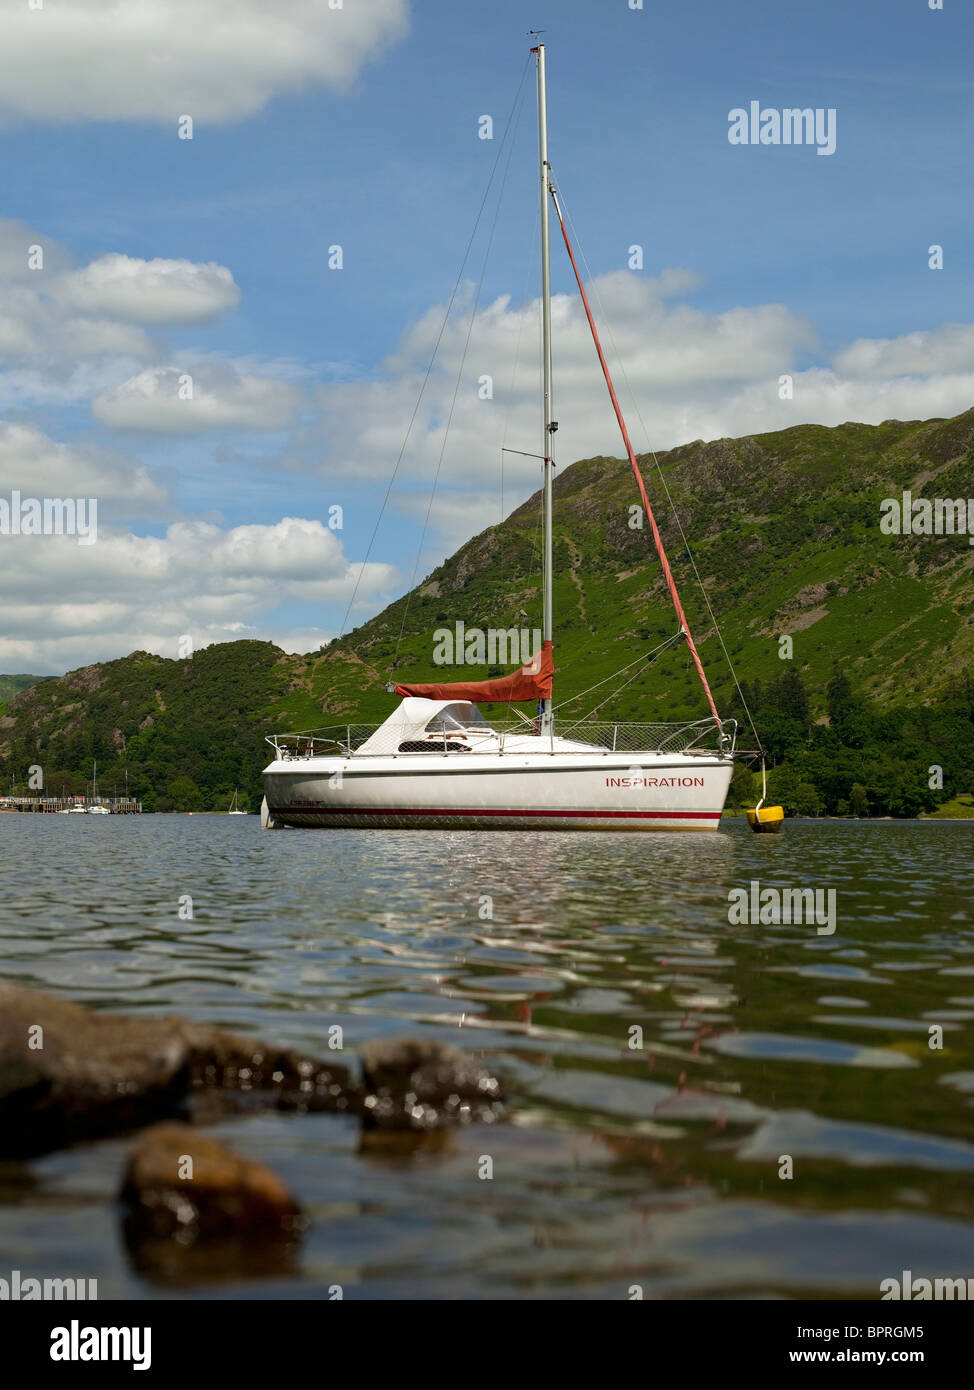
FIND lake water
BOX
[1,814,972,1299]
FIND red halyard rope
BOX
[552,191,721,725]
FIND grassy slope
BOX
[1,408,972,806]
[0,674,49,703]
[302,407,974,727]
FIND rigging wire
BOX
[500,199,540,528]
[561,634,685,727]
[552,178,763,752]
[391,59,533,670]
[553,632,683,716]
[497,202,544,647]
[338,52,533,645]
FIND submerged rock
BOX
[0,978,354,1155]
[121,1123,302,1285]
[0,979,504,1156]
[121,1122,302,1237]
[359,1038,504,1131]
[0,980,507,1284]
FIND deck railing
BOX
[266,716,736,760]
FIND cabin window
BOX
[398,739,471,753]
[425,702,489,734]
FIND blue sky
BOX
[1,0,971,672]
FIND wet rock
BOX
[0,981,193,1154]
[121,1122,302,1236]
[0,978,354,1155]
[121,1123,302,1285]
[0,980,505,1157]
[182,1025,356,1116]
[359,1038,504,1131]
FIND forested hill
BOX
[1,407,973,815]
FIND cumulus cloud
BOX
[833,323,974,380]
[3,219,974,676]
[308,270,974,559]
[57,255,241,325]
[0,515,396,672]
[310,271,820,507]
[0,224,298,435]
[0,222,248,413]
[93,363,302,433]
[0,422,169,513]
[0,0,409,125]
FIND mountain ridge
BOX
[2,407,972,815]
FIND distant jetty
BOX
[0,796,142,814]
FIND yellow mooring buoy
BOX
[747,758,784,833]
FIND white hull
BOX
[263,748,732,831]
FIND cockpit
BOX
[397,702,493,754]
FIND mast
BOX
[533,41,555,734]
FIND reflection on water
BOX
[1,815,972,1298]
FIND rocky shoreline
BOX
[0,978,504,1282]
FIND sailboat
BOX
[88,761,110,814]
[228,790,247,815]
[261,44,738,832]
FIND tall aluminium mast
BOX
[533,41,555,735]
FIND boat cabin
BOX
[355,698,500,756]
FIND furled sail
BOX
[394,641,554,703]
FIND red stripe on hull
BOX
[269,806,722,820]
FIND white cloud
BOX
[57,255,241,324]
[0,224,285,430]
[833,323,974,379]
[310,272,820,510]
[306,271,974,564]
[0,515,396,671]
[0,223,249,415]
[0,422,169,511]
[3,220,974,678]
[0,0,410,125]
[93,363,301,433]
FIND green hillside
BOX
[321,407,974,724]
[0,674,49,703]
[1,408,972,815]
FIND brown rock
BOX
[121,1123,302,1238]
[0,980,505,1157]
[0,978,355,1154]
[121,1123,302,1285]
[359,1037,504,1131]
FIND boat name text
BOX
[606,776,705,787]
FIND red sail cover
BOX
[394,640,554,703]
